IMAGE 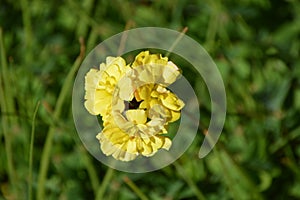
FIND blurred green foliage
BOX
[1,0,300,199]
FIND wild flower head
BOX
[84,51,184,161]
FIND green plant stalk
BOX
[204,0,224,52]
[117,21,135,56]
[173,162,206,200]
[79,146,100,195]
[86,28,99,53]
[37,104,101,198]
[205,13,218,51]
[123,176,149,200]
[0,81,15,195]
[96,168,115,200]
[28,101,40,200]
[0,66,16,195]
[0,28,16,123]
[36,48,83,200]
[0,27,17,195]
[165,27,188,57]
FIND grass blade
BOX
[36,38,85,200]
[0,27,17,196]
[173,161,206,200]
[96,168,115,200]
[123,176,149,200]
[28,101,40,200]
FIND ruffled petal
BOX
[125,109,147,124]
[161,92,185,111]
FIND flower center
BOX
[128,97,141,109]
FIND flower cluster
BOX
[84,51,185,161]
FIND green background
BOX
[1,0,300,199]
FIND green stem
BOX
[0,27,16,195]
[0,28,16,121]
[36,42,84,200]
[79,146,100,196]
[96,168,115,200]
[117,21,135,56]
[166,27,188,57]
[86,28,99,53]
[204,1,223,52]
[123,176,149,200]
[28,101,40,200]
[173,162,206,200]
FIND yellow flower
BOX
[132,51,181,85]
[84,51,185,161]
[97,109,172,161]
[122,51,185,122]
[135,84,184,122]
[84,56,130,116]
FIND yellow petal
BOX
[140,133,151,143]
[118,77,134,101]
[169,110,181,122]
[150,136,163,151]
[161,92,185,111]
[156,85,168,94]
[134,84,154,101]
[150,90,159,98]
[126,109,147,124]
[99,132,119,155]
[109,130,128,144]
[141,142,153,156]
[101,140,117,155]
[162,61,180,84]
[137,68,153,83]
[162,137,172,150]
[150,98,160,108]
[121,151,138,161]
[132,51,150,68]
[126,138,137,154]
[85,69,101,87]
[105,56,126,70]
[111,96,125,113]
[84,88,107,100]
[84,98,110,116]
[139,101,149,110]
[112,145,124,160]
[100,133,138,161]
[136,137,143,152]
[101,126,119,140]
[104,64,121,79]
